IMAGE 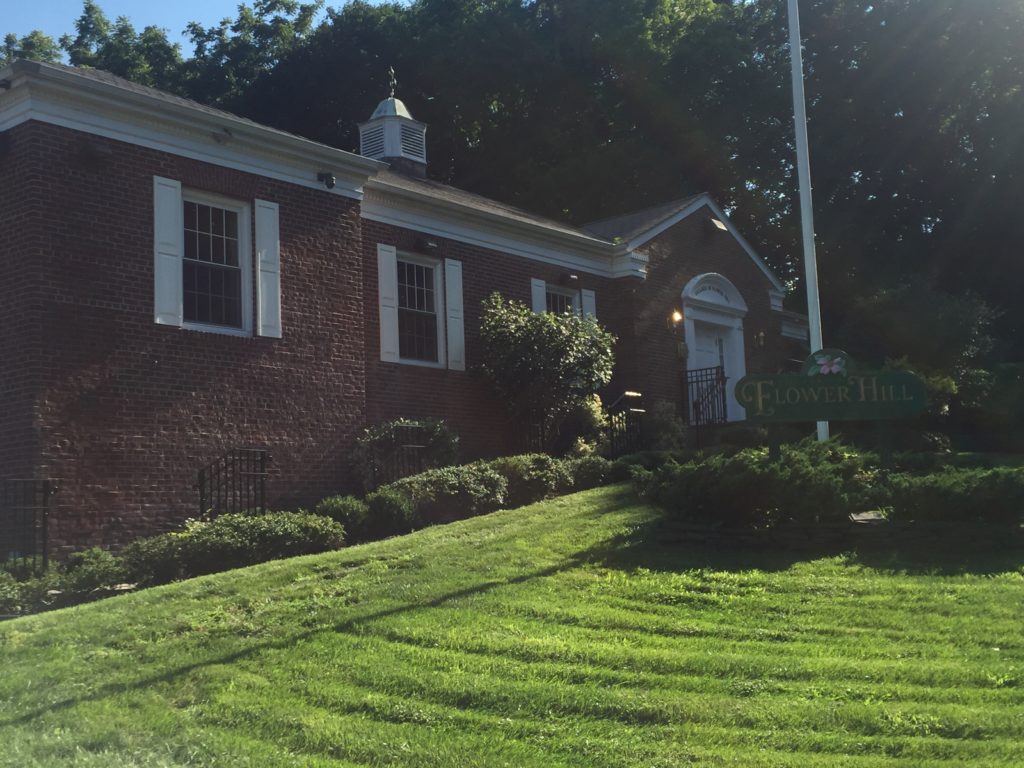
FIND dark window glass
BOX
[546,290,576,315]
[183,200,243,328]
[397,260,438,361]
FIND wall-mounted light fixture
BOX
[317,172,336,190]
[755,330,767,349]
[667,308,684,331]
[559,272,580,286]
[415,237,439,251]
[706,217,728,233]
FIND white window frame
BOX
[396,252,447,368]
[180,189,253,337]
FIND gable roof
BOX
[581,195,706,242]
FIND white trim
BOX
[0,61,381,200]
[444,258,465,371]
[362,184,636,279]
[254,199,282,339]
[781,318,810,341]
[769,288,786,312]
[626,195,786,292]
[682,272,749,319]
[377,244,400,362]
[580,288,597,319]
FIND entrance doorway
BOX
[681,273,748,423]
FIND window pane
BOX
[397,259,439,361]
[183,198,245,329]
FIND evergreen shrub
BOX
[389,463,507,523]
[364,487,419,539]
[885,467,1024,526]
[316,495,370,541]
[487,453,570,507]
[121,511,345,587]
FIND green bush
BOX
[0,569,62,616]
[316,495,370,541]
[60,547,126,593]
[563,455,618,491]
[0,570,23,615]
[355,418,459,490]
[636,440,867,529]
[364,487,419,539]
[885,467,1024,526]
[389,463,507,523]
[121,511,346,587]
[642,400,687,451]
[487,453,570,508]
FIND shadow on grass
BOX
[589,515,1024,577]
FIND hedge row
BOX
[633,439,1024,530]
[1,511,346,615]
[316,453,627,542]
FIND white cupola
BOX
[358,69,428,177]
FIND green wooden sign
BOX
[735,349,928,423]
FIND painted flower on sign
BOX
[810,355,846,376]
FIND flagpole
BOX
[787,0,829,442]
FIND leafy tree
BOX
[478,293,615,450]
[2,31,62,65]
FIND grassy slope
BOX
[1,486,1022,768]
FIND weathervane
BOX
[388,66,397,98]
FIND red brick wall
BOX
[611,207,787,413]
[13,121,368,552]
[362,220,619,458]
[0,124,45,481]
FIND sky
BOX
[4,1,375,51]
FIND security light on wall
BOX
[667,308,684,330]
[317,172,336,190]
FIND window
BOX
[377,244,465,370]
[531,277,597,319]
[397,257,441,362]
[153,177,281,338]
[183,199,244,329]
[545,286,580,315]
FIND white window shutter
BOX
[153,176,183,326]
[531,278,546,313]
[255,199,282,338]
[581,289,597,318]
[377,244,400,362]
[445,258,465,371]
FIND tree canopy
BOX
[5,0,1023,397]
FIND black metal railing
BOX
[607,391,646,458]
[370,424,431,487]
[0,479,55,572]
[198,448,269,518]
[686,366,728,428]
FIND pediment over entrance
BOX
[682,273,748,317]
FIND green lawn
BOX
[1,486,1022,767]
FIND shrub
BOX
[60,547,126,593]
[478,293,615,452]
[364,487,419,539]
[487,454,570,508]
[885,467,1024,526]
[642,400,687,451]
[0,570,23,615]
[563,455,618,491]
[121,511,345,587]
[316,495,370,541]
[636,440,863,529]
[389,463,507,523]
[355,418,459,490]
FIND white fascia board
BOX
[769,288,786,311]
[781,317,810,341]
[625,194,786,293]
[0,63,383,199]
[362,184,627,278]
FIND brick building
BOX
[0,60,806,551]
